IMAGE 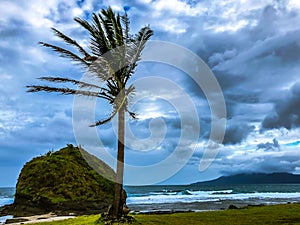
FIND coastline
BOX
[2,213,75,225]
[3,200,300,223]
[2,184,300,224]
[128,198,300,214]
[1,202,300,225]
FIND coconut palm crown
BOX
[27,7,153,218]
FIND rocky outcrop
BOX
[1,144,116,216]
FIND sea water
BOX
[0,187,14,207]
[125,184,300,212]
[0,187,14,224]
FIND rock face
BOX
[8,144,116,216]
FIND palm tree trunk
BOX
[112,106,125,218]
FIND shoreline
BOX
[2,213,75,225]
[128,197,300,214]
[2,201,299,224]
[1,202,300,225]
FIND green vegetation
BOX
[13,145,115,216]
[80,147,116,182]
[26,215,100,225]
[25,203,300,225]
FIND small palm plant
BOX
[27,7,153,218]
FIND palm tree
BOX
[27,7,153,218]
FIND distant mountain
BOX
[191,173,300,185]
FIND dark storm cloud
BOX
[257,138,280,151]
[223,123,255,145]
[219,150,300,176]
[143,1,300,146]
[181,3,300,140]
[226,90,260,104]
[222,88,261,119]
[262,83,300,129]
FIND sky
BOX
[1,0,300,186]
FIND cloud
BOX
[204,140,300,176]
[220,150,300,175]
[223,122,255,145]
[262,82,300,129]
[257,138,280,151]
[151,0,205,17]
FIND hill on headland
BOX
[192,173,300,185]
[2,144,116,216]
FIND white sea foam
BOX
[0,198,13,207]
[0,215,13,225]
[0,197,14,225]
[127,190,300,205]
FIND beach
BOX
[3,213,75,225]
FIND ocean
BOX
[0,187,14,224]
[0,187,14,208]
[125,184,300,213]
[0,184,300,221]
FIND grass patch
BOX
[25,203,300,225]
[25,215,100,225]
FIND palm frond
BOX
[127,110,137,119]
[87,56,115,82]
[107,79,119,95]
[126,84,135,95]
[38,76,103,89]
[39,42,90,66]
[90,108,118,127]
[26,85,113,102]
[100,8,117,48]
[112,13,124,46]
[74,17,96,36]
[124,26,153,84]
[75,16,106,56]
[51,28,91,58]
[91,13,111,54]
[27,85,96,96]
[121,13,130,41]
[137,26,154,42]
